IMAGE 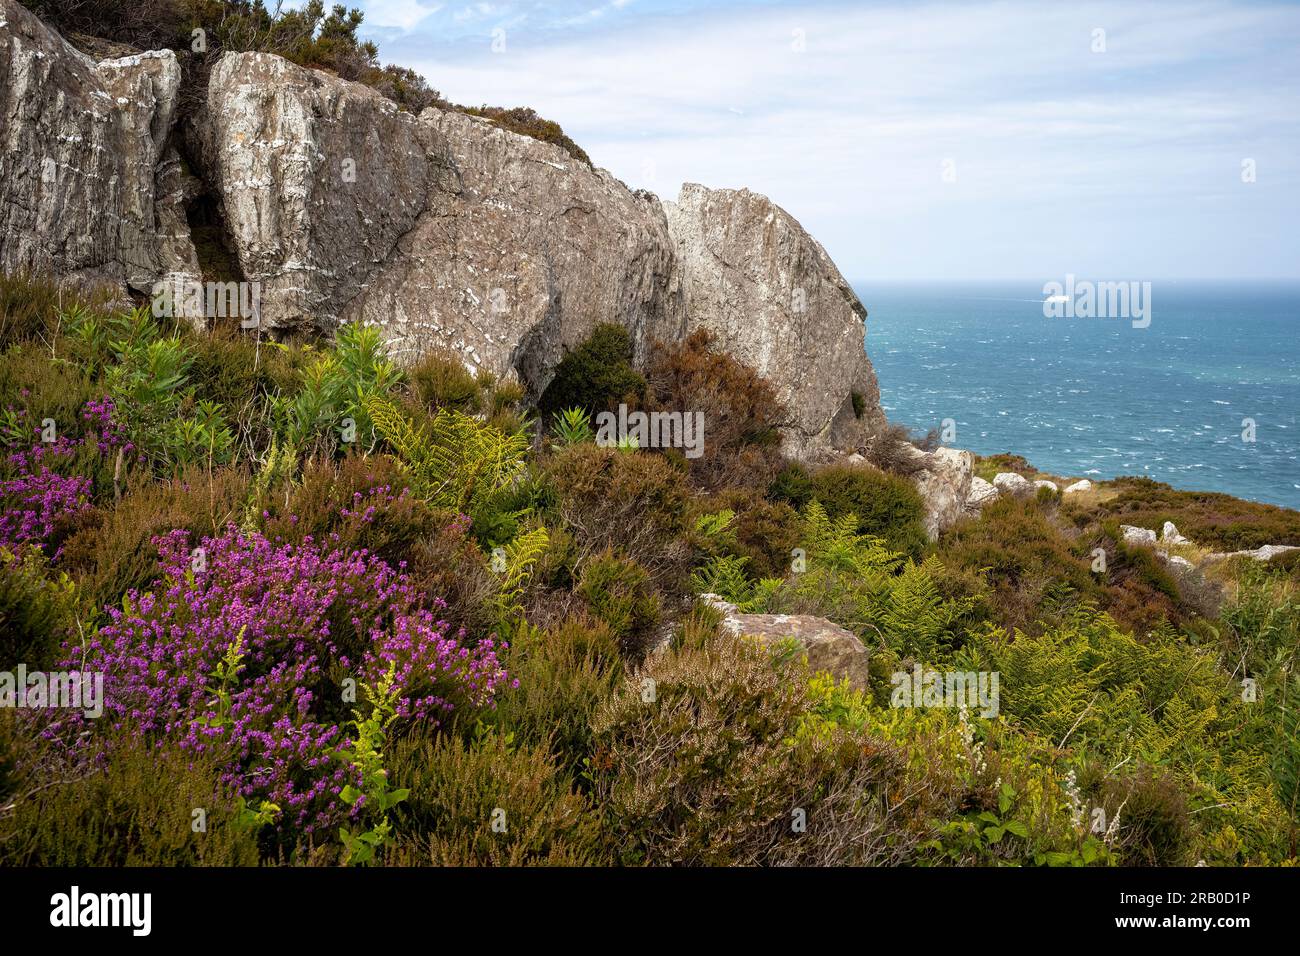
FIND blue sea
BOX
[858,281,1300,510]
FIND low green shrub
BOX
[542,443,690,589]
[409,348,482,412]
[809,463,928,556]
[483,617,624,776]
[0,737,262,866]
[589,630,924,865]
[387,729,607,866]
[0,548,78,668]
[576,550,662,657]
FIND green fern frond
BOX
[493,525,550,632]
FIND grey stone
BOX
[701,594,870,689]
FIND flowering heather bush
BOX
[0,398,128,557]
[59,526,513,834]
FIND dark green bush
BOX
[538,323,645,419]
[261,454,440,569]
[809,463,928,556]
[936,496,1094,632]
[768,461,814,508]
[693,489,801,580]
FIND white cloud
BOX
[388,0,1300,278]
[363,0,443,31]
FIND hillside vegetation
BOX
[2,275,1298,866]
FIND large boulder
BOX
[0,0,191,292]
[907,446,974,539]
[661,183,883,455]
[2,17,888,458]
[702,595,870,689]
[345,109,679,393]
[191,52,435,337]
[194,50,679,392]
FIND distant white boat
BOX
[1044,294,1071,304]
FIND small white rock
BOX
[1064,479,1093,494]
[1161,521,1191,545]
[966,476,999,509]
[1121,525,1157,547]
[993,472,1033,497]
[1034,479,1059,494]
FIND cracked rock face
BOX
[342,108,680,393]
[0,0,190,292]
[191,52,434,336]
[660,183,883,455]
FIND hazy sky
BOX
[337,0,1300,281]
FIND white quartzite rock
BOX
[1121,525,1158,547]
[966,476,999,510]
[908,446,974,540]
[1064,479,1093,494]
[993,472,1033,497]
[1202,544,1300,563]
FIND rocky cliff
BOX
[0,0,190,291]
[0,0,880,458]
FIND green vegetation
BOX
[538,323,645,419]
[1067,476,1300,551]
[1,275,1298,866]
